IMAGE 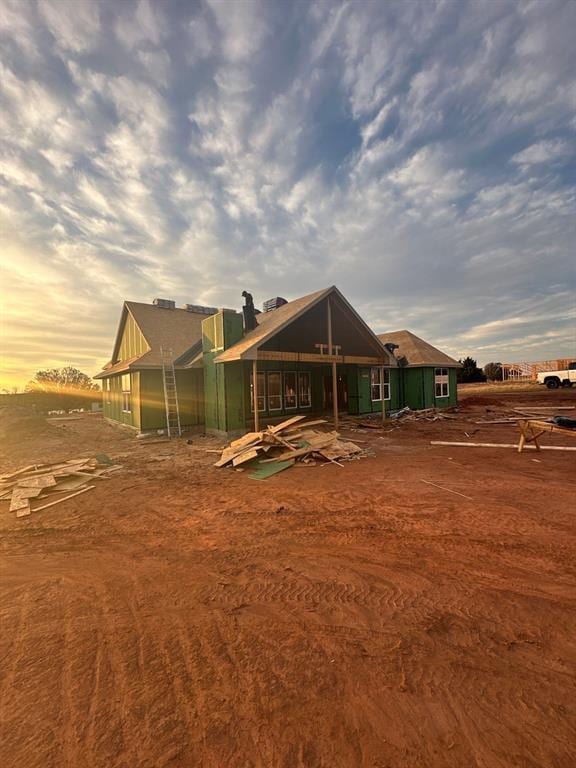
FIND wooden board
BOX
[0,465,40,481]
[232,448,260,467]
[4,460,90,480]
[268,415,307,434]
[284,420,327,432]
[229,431,263,450]
[265,431,297,451]
[32,485,95,512]
[214,442,261,468]
[17,475,57,489]
[45,478,91,493]
[260,435,337,463]
[9,487,43,510]
[431,440,576,451]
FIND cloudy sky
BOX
[1,0,575,388]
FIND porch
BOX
[207,287,397,436]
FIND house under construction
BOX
[95,286,460,436]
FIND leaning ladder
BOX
[160,347,182,438]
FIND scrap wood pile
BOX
[214,415,368,479]
[0,455,119,518]
[387,406,457,422]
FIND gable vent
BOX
[153,298,175,309]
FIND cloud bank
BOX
[0,0,575,387]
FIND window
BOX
[121,373,131,412]
[298,372,311,407]
[370,368,390,401]
[267,372,282,411]
[435,368,449,398]
[250,372,266,412]
[283,372,297,409]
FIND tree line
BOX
[457,358,503,383]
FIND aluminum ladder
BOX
[160,347,182,438]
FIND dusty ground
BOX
[1,390,575,768]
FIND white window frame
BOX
[434,368,449,398]
[121,373,131,413]
[298,371,312,408]
[266,371,283,411]
[370,368,390,402]
[250,372,266,413]
[283,371,298,410]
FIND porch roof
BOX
[215,286,397,365]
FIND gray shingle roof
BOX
[377,330,460,367]
[96,302,211,377]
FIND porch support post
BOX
[327,298,338,429]
[252,359,259,432]
[381,365,386,425]
[332,361,339,430]
[327,297,333,354]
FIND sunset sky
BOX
[1,0,575,390]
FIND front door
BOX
[323,374,348,410]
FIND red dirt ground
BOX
[1,389,575,768]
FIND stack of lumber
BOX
[0,456,120,518]
[215,415,365,479]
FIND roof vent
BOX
[263,296,288,312]
[184,304,218,315]
[153,298,175,309]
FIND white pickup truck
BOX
[537,362,576,389]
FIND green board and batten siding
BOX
[401,367,458,410]
[118,311,148,361]
[102,311,145,429]
[103,369,204,431]
[102,372,140,429]
[348,367,402,415]
[102,306,204,431]
[202,310,246,434]
[139,369,204,430]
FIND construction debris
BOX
[0,456,120,518]
[214,415,369,479]
[341,407,458,433]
